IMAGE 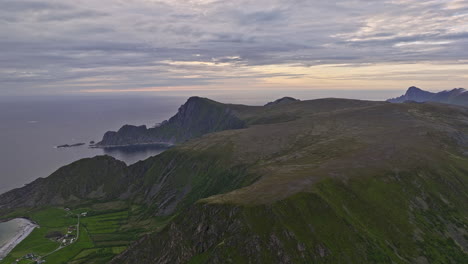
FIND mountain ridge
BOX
[265,96,300,106]
[1,97,467,263]
[111,99,468,263]
[96,96,246,147]
[388,86,468,106]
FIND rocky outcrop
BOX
[388,86,468,106]
[99,125,152,147]
[96,97,246,147]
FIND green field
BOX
[1,208,74,263]
[0,207,137,264]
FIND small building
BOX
[81,212,88,217]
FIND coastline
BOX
[91,142,174,149]
[0,218,38,260]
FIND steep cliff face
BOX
[100,125,152,147]
[97,97,246,146]
[388,86,468,106]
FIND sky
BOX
[1,0,467,96]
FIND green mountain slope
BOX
[0,156,130,212]
[112,100,468,263]
[1,98,467,263]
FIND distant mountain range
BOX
[98,88,467,148]
[388,86,468,106]
[1,96,467,263]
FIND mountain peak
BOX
[186,96,207,102]
[407,86,422,92]
[450,88,466,94]
[388,86,468,106]
[97,97,245,146]
[265,97,300,106]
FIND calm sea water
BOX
[0,95,187,194]
[0,90,401,195]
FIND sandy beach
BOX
[0,218,38,260]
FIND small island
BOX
[56,143,85,149]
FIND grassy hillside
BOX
[0,203,157,264]
[0,156,130,213]
[113,100,468,263]
[1,98,468,263]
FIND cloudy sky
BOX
[1,0,467,95]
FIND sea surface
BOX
[0,90,401,195]
[0,95,187,194]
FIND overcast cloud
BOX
[1,0,467,94]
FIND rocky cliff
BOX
[97,97,246,147]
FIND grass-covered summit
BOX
[1,97,468,263]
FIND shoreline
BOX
[91,142,174,149]
[0,218,38,260]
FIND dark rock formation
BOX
[56,143,85,148]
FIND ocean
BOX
[0,95,187,194]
